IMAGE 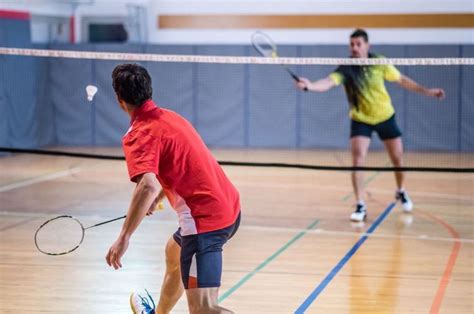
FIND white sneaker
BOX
[396,190,413,212]
[350,203,367,222]
[130,289,155,314]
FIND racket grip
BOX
[291,73,308,92]
[290,73,300,82]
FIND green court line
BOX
[219,168,386,303]
[341,170,381,202]
[341,161,391,202]
[218,218,320,303]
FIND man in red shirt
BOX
[106,63,240,314]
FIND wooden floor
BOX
[1,148,473,313]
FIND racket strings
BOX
[252,32,276,57]
[35,216,84,255]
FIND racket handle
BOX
[289,72,301,83]
[85,215,127,230]
[288,70,308,92]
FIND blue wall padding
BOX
[1,36,473,151]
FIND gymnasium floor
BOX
[1,149,473,313]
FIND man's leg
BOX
[383,137,404,190]
[186,288,233,314]
[351,136,371,202]
[349,136,371,221]
[182,215,240,314]
[156,237,184,314]
[383,137,413,211]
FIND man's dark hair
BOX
[350,29,369,42]
[112,63,152,107]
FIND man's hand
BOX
[295,76,336,92]
[398,75,446,100]
[146,197,158,216]
[146,199,164,216]
[146,189,165,216]
[425,88,446,99]
[105,173,160,269]
[106,235,130,269]
[296,77,311,91]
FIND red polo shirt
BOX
[122,100,240,233]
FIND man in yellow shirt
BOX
[296,29,445,222]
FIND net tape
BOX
[1,47,473,65]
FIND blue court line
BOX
[218,218,320,303]
[294,201,397,314]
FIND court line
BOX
[342,169,380,202]
[0,168,81,232]
[294,202,397,314]
[0,167,81,193]
[218,169,386,303]
[0,217,40,233]
[3,210,471,245]
[364,186,473,202]
[415,210,462,314]
[242,225,474,244]
[217,218,320,303]
[2,166,384,304]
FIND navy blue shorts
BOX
[350,114,402,140]
[173,212,241,289]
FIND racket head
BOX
[34,215,85,256]
[251,31,277,58]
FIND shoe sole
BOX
[350,214,367,222]
[396,195,413,212]
[129,294,138,314]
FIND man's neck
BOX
[125,103,136,117]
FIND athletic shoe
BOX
[350,203,367,222]
[396,190,413,212]
[130,289,156,314]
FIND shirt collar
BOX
[130,99,157,123]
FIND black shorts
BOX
[173,212,241,289]
[350,114,402,140]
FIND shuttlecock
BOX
[86,85,98,101]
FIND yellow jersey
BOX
[329,54,401,125]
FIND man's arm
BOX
[120,172,160,237]
[106,172,160,269]
[146,188,166,216]
[296,76,337,92]
[397,74,445,99]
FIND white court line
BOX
[242,225,474,244]
[233,180,473,202]
[0,167,81,193]
[365,187,473,202]
[1,210,472,244]
[0,210,176,223]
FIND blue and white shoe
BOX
[130,289,156,314]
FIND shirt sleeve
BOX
[122,130,160,182]
[329,66,344,86]
[384,65,402,82]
